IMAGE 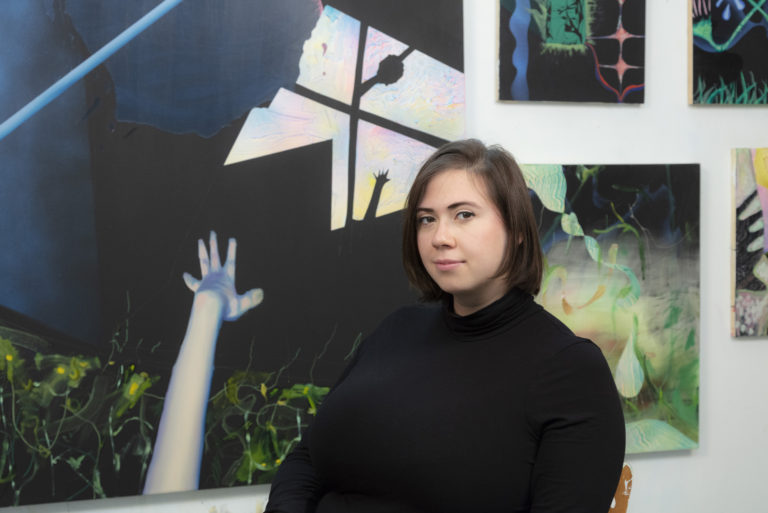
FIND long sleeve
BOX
[263,427,324,513]
[264,337,369,513]
[527,340,626,513]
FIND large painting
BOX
[499,0,646,103]
[524,163,700,453]
[0,0,463,505]
[732,148,768,336]
[691,0,768,104]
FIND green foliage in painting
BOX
[0,326,330,505]
[693,73,768,105]
[0,330,160,505]
[203,352,329,486]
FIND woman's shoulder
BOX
[523,307,615,388]
[523,305,594,354]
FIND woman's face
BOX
[416,168,509,316]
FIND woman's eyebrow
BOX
[417,201,480,212]
[447,201,481,210]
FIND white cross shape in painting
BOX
[224,6,464,230]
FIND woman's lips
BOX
[434,259,462,271]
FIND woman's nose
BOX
[432,221,455,247]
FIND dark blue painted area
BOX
[508,0,530,100]
[65,0,321,137]
[0,3,101,343]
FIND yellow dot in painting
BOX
[5,354,12,362]
[129,382,139,395]
[56,366,66,374]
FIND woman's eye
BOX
[457,211,474,220]
[417,216,435,225]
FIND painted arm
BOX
[143,231,263,494]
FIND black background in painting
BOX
[694,28,768,94]
[327,0,464,72]
[92,128,414,386]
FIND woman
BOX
[265,139,625,513]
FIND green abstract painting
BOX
[523,163,700,453]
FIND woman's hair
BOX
[402,138,543,301]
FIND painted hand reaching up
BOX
[144,230,263,495]
[182,231,263,321]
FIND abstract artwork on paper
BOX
[499,0,646,103]
[0,0,463,505]
[691,1,768,104]
[732,148,768,336]
[523,163,700,452]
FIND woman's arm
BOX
[528,341,626,513]
[263,428,324,513]
[264,324,373,512]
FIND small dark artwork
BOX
[499,0,646,103]
[0,0,463,505]
[691,0,768,104]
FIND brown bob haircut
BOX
[402,138,543,301]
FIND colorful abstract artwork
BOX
[691,1,768,104]
[0,0,463,505]
[732,148,768,336]
[499,0,645,103]
[524,163,700,453]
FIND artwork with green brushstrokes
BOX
[523,163,700,453]
[691,1,768,104]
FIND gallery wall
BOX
[1,2,766,513]
[468,1,767,512]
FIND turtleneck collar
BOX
[441,287,539,340]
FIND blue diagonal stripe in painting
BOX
[0,0,185,142]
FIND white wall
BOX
[3,2,767,512]
[465,1,768,511]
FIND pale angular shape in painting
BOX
[360,42,465,140]
[224,88,351,230]
[352,120,436,220]
[499,0,646,103]
[691,1,768,104]
[523,163,700,453]
[296,6,361,104]
[361,26,409,82]
[732,148,768,336]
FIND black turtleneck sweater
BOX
[265,288,625,513]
